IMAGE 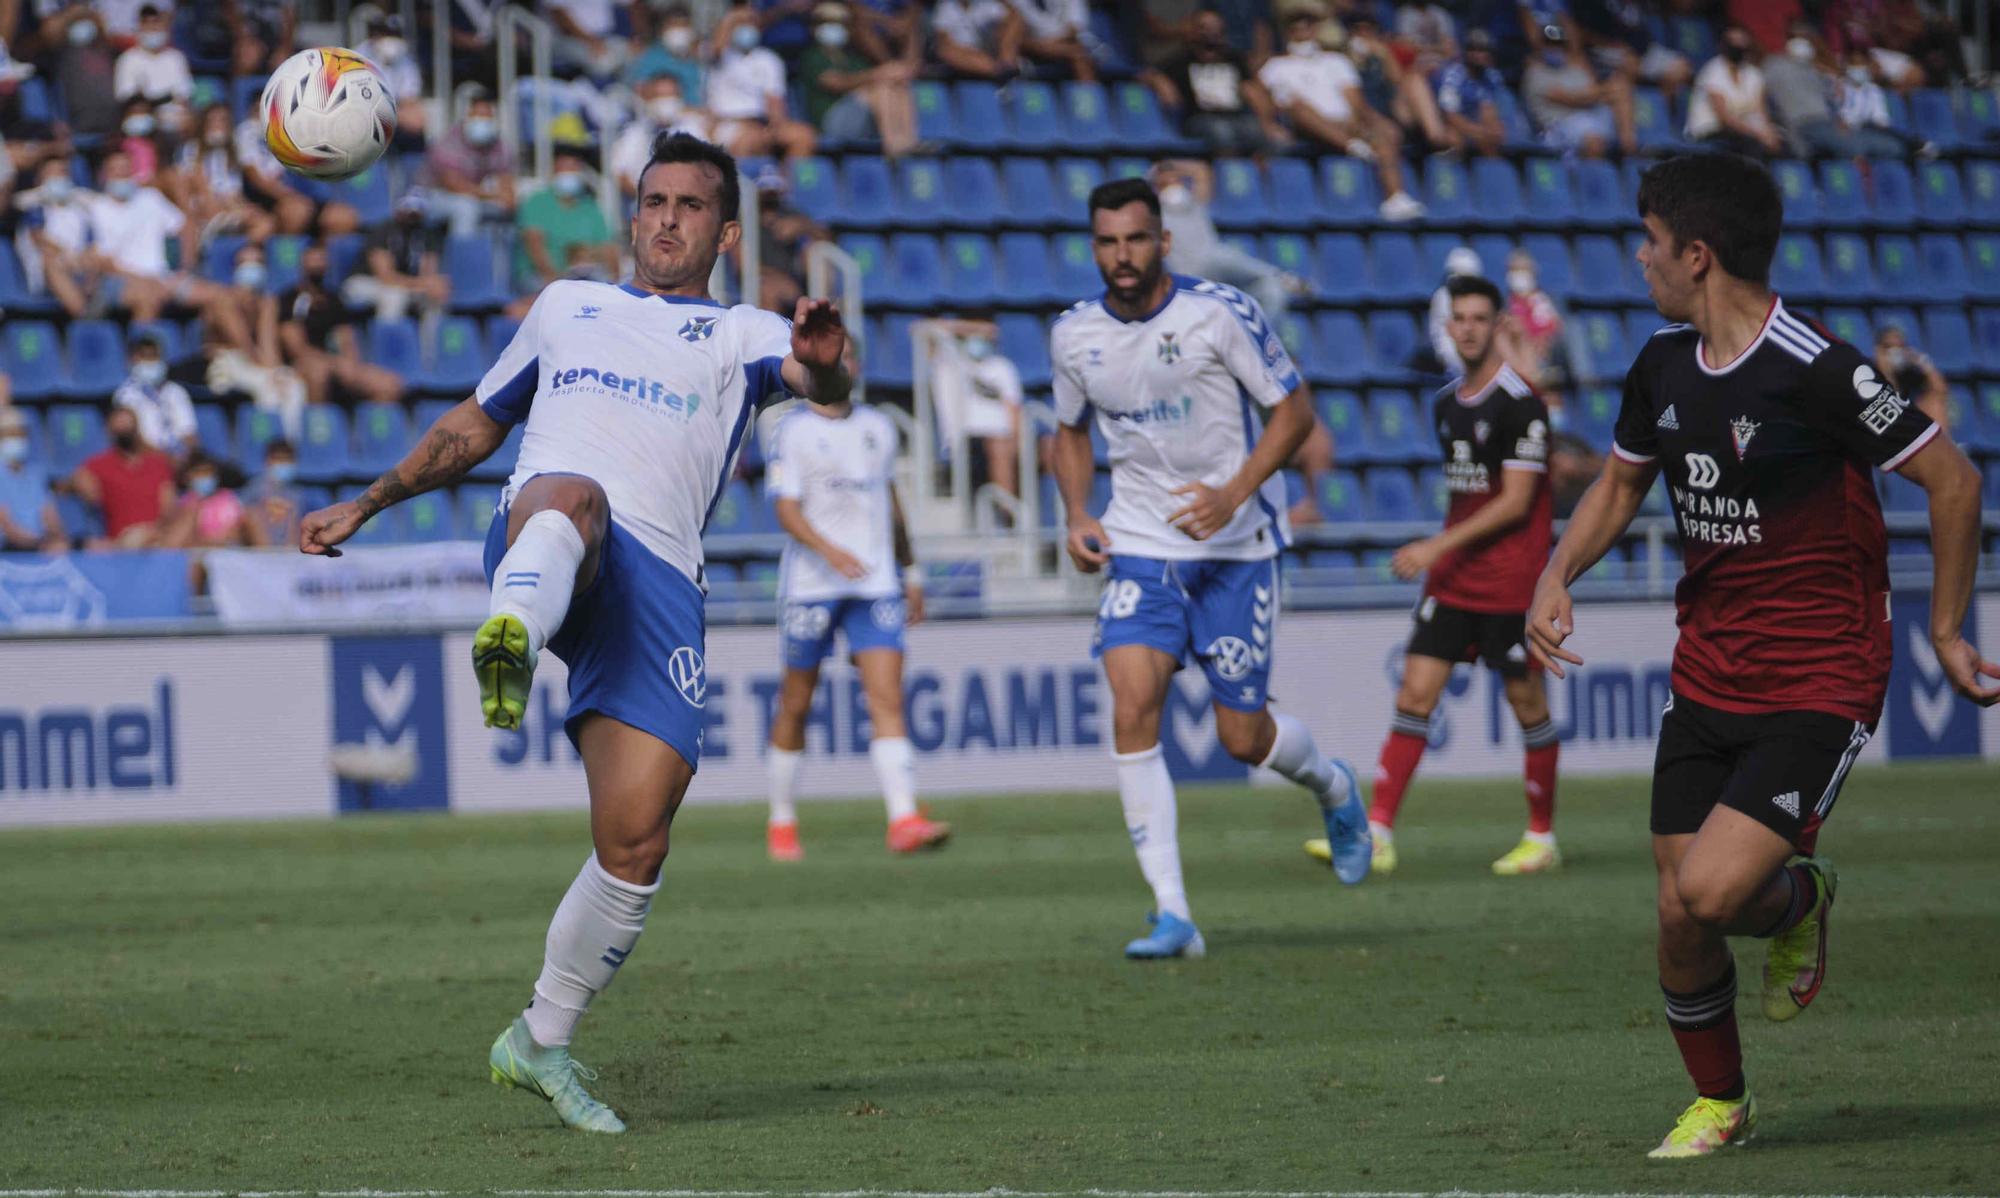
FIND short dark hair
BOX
[641,131,740,219]
[1445,274,1504,313]
[265,437,296,458]
[1088,177,1160,220]
[1636,153,1782,285]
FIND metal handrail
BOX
[495,6,555,182]
[428,0,453,143]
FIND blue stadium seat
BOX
[995,313,1050,389]
[704,479,758,536]
[872,314,919,390]
[943,157,1004,228]
[1573,311,1628,384]
[885,233,945,307]
[1920,307,1975,376]
[1315,469,1365,522]
[1049,233,1099,298]
[893,157,950,228]
[411,399,456,435]
[1319,158,1381,226]
[129,319,188,364]
[230,73,268,120]
[1415,466,1448,522]
[951,82,1007,151]
[349,403,410,477]
[466,423,524,482]
[1909,88,1959,149]
[443,234,508,311]
[1771,160,1821,229]
[1314,314,1368,385]
[940,234,1001,305]
[1572,235,1634,304]
[1263,233,1314,288]
[1571,159,1624,230]
[485,315,523,361]
[1917,234,1969,301]
[418,316,487,394]
[1469,158,1527,230]
[1520,234,1574,300]
[1001,158,1058,226]
[2,320,64,401]
[62,320,128,399]
[366,319,423,381]
[456,485,501,538]
[1822,233,1875,295]
[1624,310,1666,357]
[1915,161,1965,228]
[1314,234,1368,304]
[192,404,229,454]
[322,234,365,290]
[787,155,839,221]
[53,492,102,541]
[1363,313,1422,383]
[1967,383,2000,451]
[346,501,404,546]
[311,162,391,224]
[1365,468,1421,521]
[1959,86,2000,144]
[1314,390,1369,462]
[1519,158,1576,229]
[1631,86,1677,148]
[1264,159,1320,231]
[1052,157,1105,224]
[1816,162,1867,229]
[1974,308,2000,376]
[1880,470,1928,512]
[15,76,53,126]
[202,234,250,283]
[1273,311,1325,383]
[1820,306,1872,348]
[837,156,895,229]
[235,407,286,467]
[740,560,781,601]
[1968,234,2000,298]
[1059,81,1116,150]
[1211,159,1273,230]
[1568,386,1619,448]
[839,232,890,300]
[1365,233,1428,304]
[1006,81,1063,150]
[0,241,57,315]
[1420,157,1473,227]
[1964,161,2000,226]
[997,233,1060,305]
[397,490,452,542]
[1769,235,1825,300]
[1869,160,1918,228]
[1871,306,1921,354]
[44,405,105,474]
[296,405,351,484]
[1366,391,1430,462]
[266,234,306,294]
[911,81,956,145]
[1874,235,1925,302]
[1108,81,1181,152]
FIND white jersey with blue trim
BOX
[765,402,900,604]
[1049,274,1299,562]
[476,280,794,584]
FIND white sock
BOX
[870,736,918,822]
[1115,745,1189,922]
[520,853,659,1048]
[1261,710,1342,804]
[490,509,587,656]
[767,745,802,826]
[1524,829,1557,846]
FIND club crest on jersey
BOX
[1474,420,1491,446]
[1730,415,1759,460]
[679,316,717,342]
[574,305,601,320]
[1086,347,1103,367]
[1157,332,1182,364]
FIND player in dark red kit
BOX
[1526,154,1999,1159]
[1306,275,1561,877]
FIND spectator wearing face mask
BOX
[1836,47,1928,156]
[1432,29,1508,158]
[1005,0,1100,82]
[113,330,199,459]
[17,159,99,319]
[229,109,363,240]
[752,166,827,314]
[83,150,225,324]
[1427,246,1483,376]
[356,14,427,144]
[1502,249,1570,407]
[707,6,819,160]
[230,0,298,77]
[1522,21,1638,157]
[279,242,405,408]
[1153,159,1301,322]
[201,242,307,439]
[165,103,276,243]
[922,316,1025,502]
[932,0,1024,81]
[1874,325,1949,427]
[1143,8,1292,156]
[346,191,452,327]
[515,145,619,293]
[1761,24,1902,159]
[243,438,304,547]
[1259,5,1425,222]
[420,90,516,238]
[159,450,264,549]
[800,2,919,158]
[43,7,122,143]
[114,5,191,104]
[115,97,168,183]
[610,77,712,198]
[546,0,631,81]
[71,406,178,547]
[0,408,67,554]
[624,4,705,101]
[1685,23,1783,156]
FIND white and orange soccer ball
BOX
[259,47,397,181]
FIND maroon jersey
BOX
[1427,364,1553,613]
[1612,298,1939,723]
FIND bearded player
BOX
[1051,178,1372,961]
[300,133,855,1133]
[1525,153,1998,1158]
[1307,274,1560,876]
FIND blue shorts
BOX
[1093,554,1279,712]
[484,496,709,771]
[781,595,907,669]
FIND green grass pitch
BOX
[2,761,1997,1194]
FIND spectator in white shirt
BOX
[356,14,428,143]
[932,0,1023,80]
[1258,7,1423,222]
[84,150,224,322]
[922,316,1025,502]
[1006,0,1098,81]
[17,159,99,319]
[114,331,198,459]
[113,4,191,103]
[609,76,714,198]
[546,0,628,81]
[708,5,817,159]
[1685,23,1783,156]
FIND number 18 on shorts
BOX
[1093,555,1278,711]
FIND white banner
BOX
[207,543,490,627]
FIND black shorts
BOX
[1406,596,1530,678]
[1651,691,1875,852]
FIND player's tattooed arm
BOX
[301,399,507,556]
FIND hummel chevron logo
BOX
[1771,791,1801,818]
[1657,404,1679,430]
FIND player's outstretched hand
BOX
[1524,569,1584,679]
[791,296,846,371]
[820,544,868,580]
[1935,635,2000,707]
[299,499,367,558]
[1391,537,1442,581]
[1066,516,1111,574]
[1167,480,1241,541]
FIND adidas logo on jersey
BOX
[1657,404,1680,430]
[1771,791,1802,817]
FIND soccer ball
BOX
[259,47,397,181]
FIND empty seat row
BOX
[904,80,1193,154]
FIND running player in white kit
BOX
[1050,178,1373,961]
[298,134,853,1133]
[761,396,950,860]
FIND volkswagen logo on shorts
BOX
[1207,635,1254,681]
[669,646,706,707]
[871,597,905,628]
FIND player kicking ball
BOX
[1050,178,1372,961]
[300,134,856,1133]
[762,391,949,859]
[1525,154,1999,1158]
[1306,275,1560,877]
